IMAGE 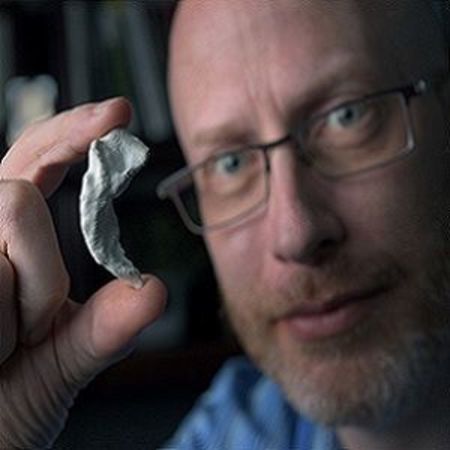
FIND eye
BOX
[327,102,368,129]
[213,152,247,175]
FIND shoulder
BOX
[165,356,298,449]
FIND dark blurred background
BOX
[0,1,240,448]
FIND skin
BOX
[170,1,450,449]
[0,99,166,447]
[0,1,447,448]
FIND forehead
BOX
[171,1,380,83]
[169,0,428,158]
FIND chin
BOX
[223,236,450,429]
[252,320,450,430]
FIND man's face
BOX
[170,0,450,428]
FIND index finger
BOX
[0,97,132,198]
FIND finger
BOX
[0,180,70,344]
[0,97,132,198]
[54,275,167,389]
[0,253,17,364]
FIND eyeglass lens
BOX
[175,90,414,231]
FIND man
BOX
[0,1,448,449]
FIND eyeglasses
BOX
[157,79,430,234]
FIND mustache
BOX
[229,251,407,319]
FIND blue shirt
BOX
[164,356,343,449]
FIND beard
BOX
[220,238,450,430]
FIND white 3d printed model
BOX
[79,129,150,289]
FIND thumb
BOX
[54,274,167,391]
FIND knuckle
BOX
[9,103,94,148]
[0,179,42,211]
[0,180,46,231]
[41,280,70,311]
[17,117,47,140]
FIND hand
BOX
[0,99,167,448]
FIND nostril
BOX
[311,238,341,265]
[321,238,336,248]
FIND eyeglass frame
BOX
[157,78,439,234]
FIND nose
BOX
[267,146,346,265]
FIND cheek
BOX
[207,225,264,291]
[340,152,450,259]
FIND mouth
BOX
[278,287,386,342]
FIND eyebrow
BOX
[190,58,379,155]
[284,62,380,121]
[191,123,255,155]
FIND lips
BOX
[278,287,384,342]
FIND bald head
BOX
[164,0,450,436]
[170,0,447,72]
[168,0,447,156]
